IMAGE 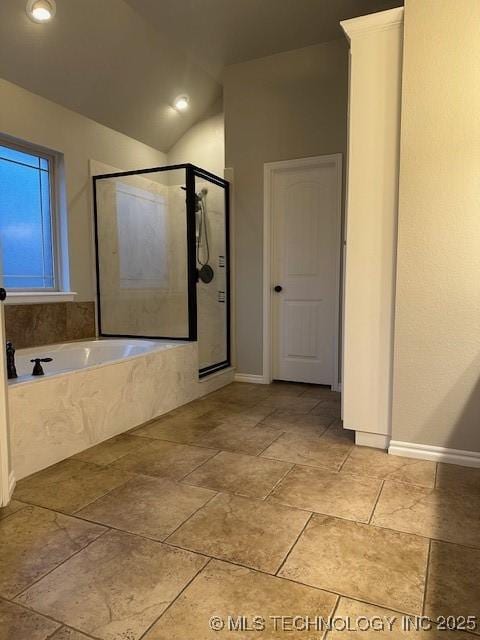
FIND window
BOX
[0,141,56,290]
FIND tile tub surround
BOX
[9,341,234,480]
[3,383,480,640]
[5,301,96,349]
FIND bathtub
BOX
[10,339,181,384]
[8,338,234,480]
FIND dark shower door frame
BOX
[92,163,231,378]
[194,165,231,379]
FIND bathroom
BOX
[1,1,479,639]
[1,131,232,480]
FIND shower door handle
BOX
[274,285,283,293]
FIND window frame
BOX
[0,136,73,303]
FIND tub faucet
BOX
[30,358,53,376]
[6,342,17,379]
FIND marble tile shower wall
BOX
[96,173,189,337]
[196,178,228,370]
[5,302,96,349]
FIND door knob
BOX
[274,285,283,292]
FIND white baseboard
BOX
[234,373,270,384]
[355,431,390,450]
[389,440,480,468]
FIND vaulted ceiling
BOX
[0,0,402,151]
[126,0,403,79]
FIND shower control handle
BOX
[274,285,283,293]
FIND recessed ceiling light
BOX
[26,0,56,23]
[173,95,189,112]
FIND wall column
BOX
[341,8,404,448]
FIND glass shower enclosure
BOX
[93,163,230,377]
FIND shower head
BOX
[179,186,207,200]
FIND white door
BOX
[270,155,341,385]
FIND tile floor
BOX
[1,381,479,639]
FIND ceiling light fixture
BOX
[26,0,56,23]
[173,95,189,112]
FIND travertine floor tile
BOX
[183,451,292,498]
[52,630,94,640]
[209,389,270,408]
[436,462,480,494]
[194,400,260,421]
[16,530,207,640]
[322,422,355,442]
[0,505,105,599]
[0,499,26,521]
[262,381,306,397]
[300,386,341,400]
[175,396,238,416]
[13,459,130,514]
[0,598,60,640]
[256,396,320,413]
[309,399,341,418]
[327,597,477,638]
[168,493,310,573]
[279,514,428,614]
[424,542,480,631]
[133,414,221,444]
[372,480,480,548]
[161,399,215,420]
[109,439,217,480]
[201,392,274,423]
[189,407,241,424]
[261,429,353,470]
[144,559,338,639]
[193,423,282,456]
[235,404,276,422]
[7,380,476,640]
[77,475,215,541]
[71,434,145,466]
[195,395,259,415]
[341,447,436,487]
[269,465,382,522]
[209,381,260,397]
[260,410,333,436]
[201,411,266,429]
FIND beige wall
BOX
[224,40,348,375]
[392,0,480,452]
[0,78,166,302]
[167,105,225,178]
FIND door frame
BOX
[0,294,14,506]
[262,154,342,389]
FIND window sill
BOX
[4,291,77,305]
